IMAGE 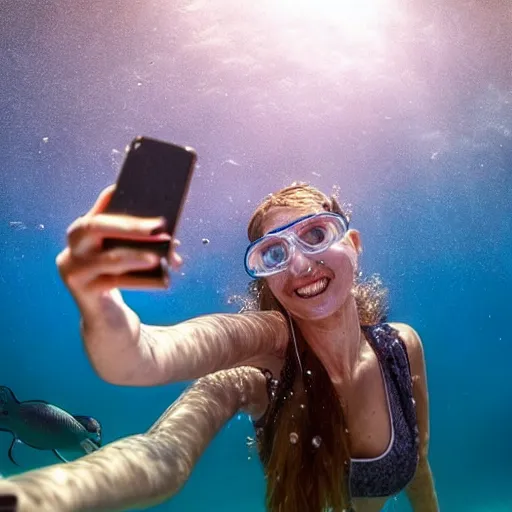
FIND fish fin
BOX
[73,415,102,443]
[8,439,20,467]
[53,450,69,463]
[80,439,99,454]
[0,386,19,405]
[73,415,99,430]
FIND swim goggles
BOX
[244,212,349,278]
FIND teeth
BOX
[296,278,329,298]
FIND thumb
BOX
[87,184,116,216]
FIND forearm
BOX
[80,289,149,384]
[83,289,287,386]
[406,459,439,512]
[140,310,288,385]
[1,367,266,512]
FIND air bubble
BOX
[312,436,322,448]
[289,432,299,444]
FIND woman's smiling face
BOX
[261,206,362,322]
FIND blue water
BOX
[1,1,511,511]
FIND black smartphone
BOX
[103,136,197,279]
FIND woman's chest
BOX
[342,362,394,460]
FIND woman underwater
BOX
[0,183,438,511]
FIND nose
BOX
[287,249,313,277]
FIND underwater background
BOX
[0,1,511,510]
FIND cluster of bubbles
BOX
[288,432,323,449]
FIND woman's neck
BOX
[293,296,364,388]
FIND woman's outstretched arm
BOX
[0,366,268,512]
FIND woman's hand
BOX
[56,185,183,306]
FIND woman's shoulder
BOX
[386,322,423,348]
[232,309,289,358]
[237,309,289,332]
[386,322,426,380]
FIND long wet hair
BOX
[245,183,388,512]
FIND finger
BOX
[87,272,170,294]
[167,238,182,270]
[68,215,167,258]
[169,250,183,271]
[88,185,117,216]
[64,249,162,291]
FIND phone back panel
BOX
[105,137,196,237]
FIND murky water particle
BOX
[202,238,210,245]
[289,432,299,444]
[9,221,26,231]
[42,137,49,143]
[305,370,312,376]
[221,159,240,167]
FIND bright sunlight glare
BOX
[264,0,394,40]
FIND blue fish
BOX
[0,386,101,465]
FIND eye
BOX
[262,243,288,268]
[301,225,327,245]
